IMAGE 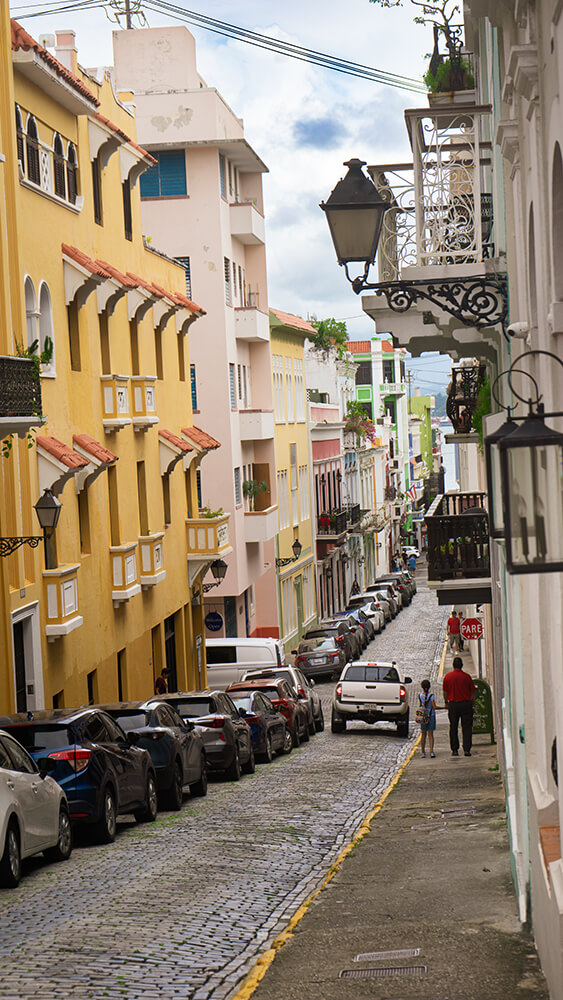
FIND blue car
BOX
[0,708,158,843]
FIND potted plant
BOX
[200,505,224,518]
[242,479,268,512]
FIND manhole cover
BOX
[340,966,427,979]
[354,948,420,962]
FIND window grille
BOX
[66,144,77,204]
[26,116,40,186]
[219,154,226,197]
[175,257,192,299]
[122,177,132,241]
[229,364,236,408]
[190,364,197,409]
[224,257,232,304]
[234,467,242,506]
[92,156,102,225]
[383,359,394,383]
[15,106,24,170]
[196,468,202,509]
[53,134,66,198]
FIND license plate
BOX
[360,704,377,712]
[309,657,324,665]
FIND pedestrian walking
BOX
[154,667,170,695]
[350,578,361,595]
[446,609,462,652]
[417,679,437,757]
[443,656,477,757]
[408,553,417,572]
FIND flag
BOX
[406,485,417,501]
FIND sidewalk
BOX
[242,665,549,999]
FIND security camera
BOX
[507,321,529,338]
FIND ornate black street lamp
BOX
[0,488,62,562]
[275,538,302,569]
[202,558,228,592]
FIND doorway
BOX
[164,614,178,692]
[11,604,44,712]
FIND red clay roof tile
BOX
[11,20,100,107]
[159,429,193,452]
[93,113,156,164]
[37,436,89,469]
[72,433,118,465]
[182,425,221,450]
[270,308,316,334]
[346,340,371,353]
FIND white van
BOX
[204,637,286,690]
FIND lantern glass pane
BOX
[327,207,383,263]
[489,442,505,536]
[505,441,563,570]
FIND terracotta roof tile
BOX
[182,425,221,450]
[37,436,89,469]
[95,260,138,287]
[93,113,156,164]
[11,20,100,107]
[72,433,118,465]
[62,244,111,278]
[381,339,395,351]
[270,308,316,334]
[170,290,206,315]
[159,429,192,452]
[346,340,371,353]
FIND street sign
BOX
[205,611,223,632]
[460,617,484,640]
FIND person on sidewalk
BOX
[154,667,170,695]
[443,656,477,757]
[446,610,462,652]
[418,679,437,757]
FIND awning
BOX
[37,435,90,496]
[159,429,194,476]
[72,433,118,491]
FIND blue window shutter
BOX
[140,161,160,198]
[219,154,226,197]
[190,364,197,409]
[159,150,187,196]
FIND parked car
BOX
[332,661,412,737]
[204,637,286,690]
[302,622,356,663]
[242,666,324,732]
[366,582,402,613]
[324,614,367,655]
[373,576,410,606]
[227,678,309,748]
[0,709,158,844]
[402,545,419,559]
[380,571,416,601]
[347,592,391,624]
[0,729,72,887]
[347,607,379,641]
[292,636,347,681]
[227,691,290,761]
[355,602,386,633]
[99,702,207,809]
[144,692,254,781]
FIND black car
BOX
[303,622,356,663]
[145,691,254,781]
[292,636,346,681]
[0,709,158,843]
[321,616,365,656]
[376,574,413,604]
[227,690,289,761]
[99,702,207,809]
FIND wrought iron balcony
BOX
[0,356,43,437]
[344,503,362,525]
[446,364,487,433]
[426,492,490,581]
[317,509,348,538]
[384,485,396,501]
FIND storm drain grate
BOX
[354,948,421,962]
[340,966,427,979]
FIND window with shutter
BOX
[26,116,40,185]
[190,364,198,409]
[66,144,77,204]
[175,257,192,298]
[53,133,66,198]
[139,150,187,197]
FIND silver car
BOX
[0,729,72,887]
[242,666,324,733]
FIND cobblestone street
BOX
[0,573,449,1000]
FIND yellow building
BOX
[0,18,229,712]
[268,310,318,657]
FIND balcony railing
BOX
[110,542,141,606]
[317,509,348,537]
[101,375,131,433]
[446,364,487,433]
[186,513,231,558]
[43,563,83,640]
[344,503,362,526]
[139,533,166,589]
[0,356,43,437]
[131,376,158,431]
[426,492,490,581]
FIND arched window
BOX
[66,143,77,205]
[24,276,38,351]
[552,144,563,301]
[53,133,66,199]
[15,105,24,171]
[38,282,55,375]
[528,204,538,329]
[26,115,40,186]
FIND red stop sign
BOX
[460,617,483,640]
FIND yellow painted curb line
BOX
[438,635,448,679]
[231,737,421,1000]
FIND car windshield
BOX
[298,639,334,653]
[3,725,72,751]
[248,669,292,685]
[344,665,400,682]
[234,686,281,699]
[110,713,147,731]
[230,696,253,711]
[173,699,214,717]
[306,628,338,638]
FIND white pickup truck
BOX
[331,661,412,737]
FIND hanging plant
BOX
[344,400,378,444]
[471,376,491,453]
[309,318,348,360]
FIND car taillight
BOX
[148,731,166,740]
[400,686,406,700]
[201,716,227,729]
[335,635,345,643]
[244,714,260,725]
[49,747,91,772]
[330,652,340,659]
[335,684,343,699]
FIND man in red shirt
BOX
[446,610,461,652]
[443,656,477,756]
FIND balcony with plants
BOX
[446,363,488,435]
[243,477,277,543]
[426,492,490,582]
[0,346,45,441]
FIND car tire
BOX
[0,821,21,888]
[242,746,256,775]
[301,718,311,742]
[44,804,72,863]
[331,709,346,733]
[292,724,300,748]
[224,747,241,781]
[190,756,208,797]
[397,710,410,738]
[165,761,184,811]
[315,707,325,732]
[259,734,274,763]
[281,728,293,755]
[94,787,117,844]
[135,772,158,823]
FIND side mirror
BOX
[238,708,247,718]
[309,679,315,687]
[404,676,412,684]
[181,718,194,731]
[291,649,297,655]
[126,731,139,745]
[37,756,56,776]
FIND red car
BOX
[226,678,310,748]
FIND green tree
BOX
[370,0,469,91]
[309,318,348,360]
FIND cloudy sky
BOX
[11,0,452,392]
